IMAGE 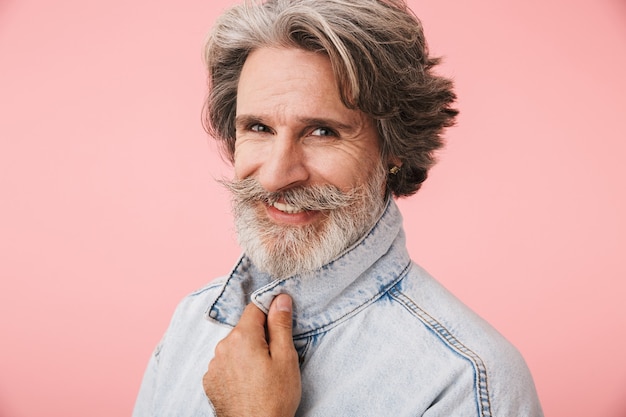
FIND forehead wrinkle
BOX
[236,48,373,136]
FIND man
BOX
[134,0,543,416]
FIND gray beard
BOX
[223,165,387,279]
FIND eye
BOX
[250,123,271,133]
[311,127,337,137]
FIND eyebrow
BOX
[234,114,261,130]
[235,114,359,133]
[300,117,356,133]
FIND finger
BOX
[267,294,295,354]
[236,301,268,333]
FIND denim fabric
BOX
[133,199,543,416]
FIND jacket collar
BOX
[205,198,411,338]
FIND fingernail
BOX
[275,294,292,313]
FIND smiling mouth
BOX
[272,201,305,214]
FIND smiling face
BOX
[229,47,386,278]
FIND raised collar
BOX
[205,198,411,338]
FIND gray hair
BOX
[203,0,458,197]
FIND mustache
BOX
[221,177,361,211]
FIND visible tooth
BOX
[273,201,303,214]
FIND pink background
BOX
[1,0,625,416]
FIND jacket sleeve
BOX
[421,340,544,417]
[132,342,161,417]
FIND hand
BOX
[203,294,302,417]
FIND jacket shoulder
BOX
[389,263,543,416]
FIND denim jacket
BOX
[133,199,543,416]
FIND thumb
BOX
[267,294,295,354]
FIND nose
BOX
[257,134,309,193]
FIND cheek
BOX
[233,144,255,179]
[307,151,369,190]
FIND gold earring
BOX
[389,166,400,175]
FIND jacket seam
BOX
[389,285,493,417]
